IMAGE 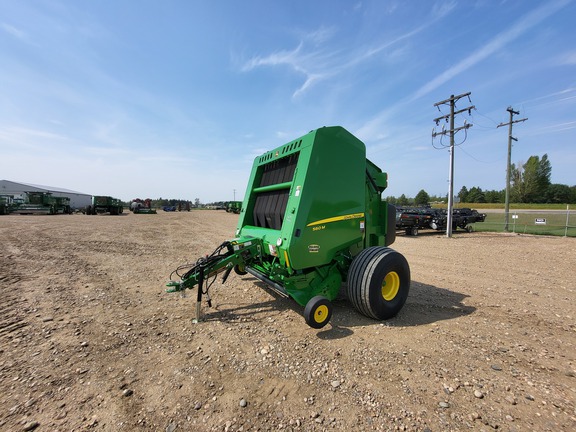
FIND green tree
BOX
[458,186,469,203]
[544,184,572,203]
[429,194,446,204]
[485,189,504,203]
[414,189,430,206]
[514,154,552,203]
[510,162,525,202]
[397,194,409,206]
[467,186,486,203]
[386,195,397,205]
[538,154,552,196]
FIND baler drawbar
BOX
[167,126,411,328]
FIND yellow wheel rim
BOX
[314,305,329,323]
[382,271,400,301]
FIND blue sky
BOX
[1,0,575,203]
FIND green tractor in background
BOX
[17,192,58,215]
[86,196,124,215]
[226,201,242,214]
[0,195,16,215]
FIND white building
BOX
[0,179,92,210]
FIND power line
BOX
[467,109,499,130]
[457,143,499,164]
[497,107,528,232]
[432,92,475,238]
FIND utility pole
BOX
[497,107,527,232]
[432,92,474,238]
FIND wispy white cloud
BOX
[528,121,576,135]
[241,22,428,99]
[240,35,336,99]
[0,22,27,40]
[239,1,459,102]
[84,146,131,157]
[0,126,70,148]
[299,26,336,46]
[431,0,458,19]
[519,87,576,110]
[354,107,394,143]
[344,24,427,70]
[556,50,576,65]
[410,0,571,101]
[241,42,303,72]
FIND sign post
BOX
[565,205,570,237]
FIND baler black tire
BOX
[304,296,333,329]
[234,264,247,276]
[347,247,410,321]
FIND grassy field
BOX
[473,211,575,237]
[427,203,575,237]
[433,202,572,210]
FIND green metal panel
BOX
[284,127,366,270]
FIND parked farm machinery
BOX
[396,206,486,235]
[17,192,58,215]
[226,201,242,214]
[167,126,410,328]
[177,201,191,211]
[54,196,73,214]
[395,207,433,236]
[86,196,124,215]
[430,207,486,232]
[130,198,157,214]
[0,195,17,215]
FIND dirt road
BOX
[1,211,574,431]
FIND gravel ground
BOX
[0,211,574,431]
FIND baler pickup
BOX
[167,126,410,328]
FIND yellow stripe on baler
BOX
[306,212,365,227]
